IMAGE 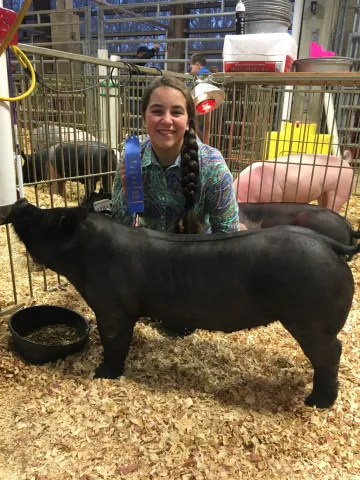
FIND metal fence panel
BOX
[1,49,360,313]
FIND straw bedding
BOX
[0,186,359,480]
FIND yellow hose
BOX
[0,0,33,56]
[0,45,36,102]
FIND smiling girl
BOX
[111,75,239,235]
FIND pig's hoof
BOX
[305,391,337,409]
[157,323,196,338]
[94,362,123,379]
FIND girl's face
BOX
[144,86,189,164]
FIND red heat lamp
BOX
[191,80,226,116]
[196,98,216,114]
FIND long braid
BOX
[176,118,203,234]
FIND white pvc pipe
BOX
[324,92,340,156]
[109,54,120,149]
[0,11,17,208]
[14,124,24,199]
[98,48,109,146]
[281,86,293,130]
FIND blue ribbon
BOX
[124,135,144,214]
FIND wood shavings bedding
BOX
[0,188,359,480]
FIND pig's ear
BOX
[74,206,88,221]
[59,207,88,246]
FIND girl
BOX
[112,75,239,235]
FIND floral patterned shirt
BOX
[111,138,239,233]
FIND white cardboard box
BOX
[223,33,298,73]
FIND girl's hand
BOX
[119,162,127,198]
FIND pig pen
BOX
[0,185,359,480]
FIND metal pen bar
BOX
[105,12,234,24]
[98,0,234,11]
[18,43,190,78]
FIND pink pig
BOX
[234,152,354,212]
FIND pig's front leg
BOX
[94,313,136,379]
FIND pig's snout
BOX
[11,197,30,211]
[1,197,30,225]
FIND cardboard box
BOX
[223,33,298,73]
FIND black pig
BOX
[5,198,360,408]
[21,144,117,196]
[238,202,359,246]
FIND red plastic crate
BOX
[0,8,18,46]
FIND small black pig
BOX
[5,198,360,408]
[238,202,359,246]
[21,144,117,196]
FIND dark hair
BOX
[190,53,207,66]
[141,76,202,234]
[137,46,149,54]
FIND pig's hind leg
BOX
[317,191,343,213]
[101,173,112,194]
[285,322,342,408]
[94,312,137,379]
[325,192,346,213]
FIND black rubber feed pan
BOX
[8,305,89,364]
